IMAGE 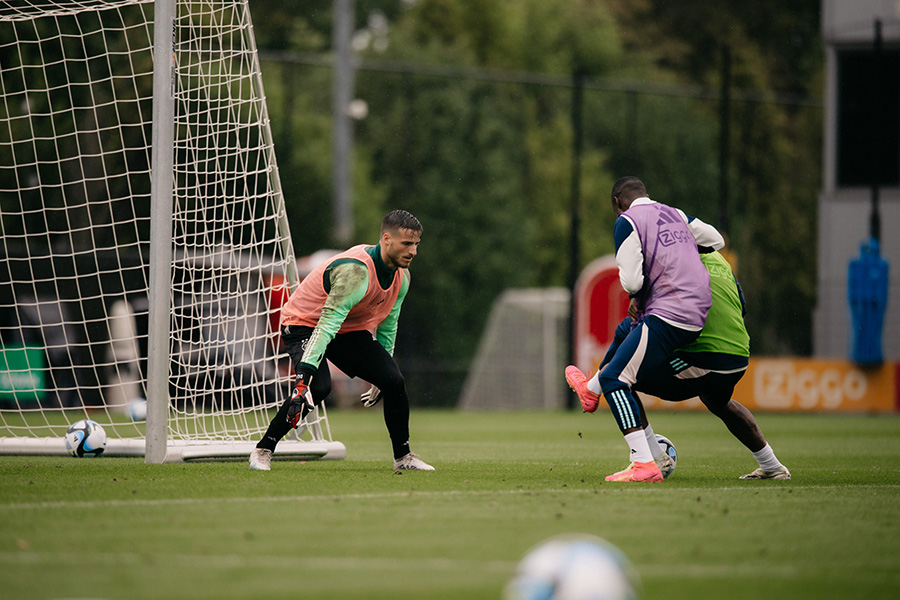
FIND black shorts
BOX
[634,365,746,405]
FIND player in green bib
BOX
[680,251,750,359]
[594,250,790,480]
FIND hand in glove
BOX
[286,372,315,428]
[360,384,383,408]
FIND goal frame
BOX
[0,0,345,463]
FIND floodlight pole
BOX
[567,69,585,411]
[719,45,731,234]
[147,0,176,464]
[332,0,354,246]
[869,18,882,243]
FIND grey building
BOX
[816,0,899,359]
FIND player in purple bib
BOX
[567,176,724,482]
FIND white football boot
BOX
[655,453,676,478]
[739,465,791,480]
[393,452,435,471]
[249,448,273,471]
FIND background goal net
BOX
[458,288,571,411]
[0,0,344,461]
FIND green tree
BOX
[349,0,630,403]
[606,0,823,354]
[251,0,824,405]
[355,53,533,404]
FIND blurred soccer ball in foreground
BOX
[505,534,640,600]
[655,434,677,478]
[64,419,107,457]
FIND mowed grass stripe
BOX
[0,550,516,573]
[4,483,898,511]
[8,550,899,584]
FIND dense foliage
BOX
[252,0,823,404]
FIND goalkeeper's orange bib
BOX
[281,244,405,333]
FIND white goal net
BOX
[458,288,571,411]
[0,0,344,461]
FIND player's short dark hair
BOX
[611,176,647,203]
[382,209,422,235]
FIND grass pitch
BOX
[2,409,899,600]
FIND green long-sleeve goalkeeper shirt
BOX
[297,244,409,373]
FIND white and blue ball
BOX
[655,434,677,479]
[127,397,147,421]
[64,419,107,457]
[505,534,640,600]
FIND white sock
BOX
[624,430,654,463]
[587,373,602,396]
[643,424,663,459]
[751,443,783,472]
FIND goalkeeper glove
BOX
[360,384,383,408]
[286,372,315,428]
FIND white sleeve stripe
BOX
[688,216,725,250]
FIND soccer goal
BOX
[458,288,571,411]
[0,0,345,462]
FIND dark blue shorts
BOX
[597,316,700,430]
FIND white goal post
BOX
[0,0,345,462]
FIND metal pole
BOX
[146,0,176,464]
[870,19,882,243]
[332,0,354,246]
[719,45,731,234]
[567,70,585,411]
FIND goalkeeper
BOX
[249,210,433,472]
[570,249,790,480]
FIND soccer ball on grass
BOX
[64,419,107,457]
[655,434,677,478]
[505,533,640,600]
